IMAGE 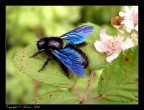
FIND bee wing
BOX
[52,47,85,77]
[60,25,94,44]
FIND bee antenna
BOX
[34,31,39,39]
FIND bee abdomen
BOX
[66,44,88,68]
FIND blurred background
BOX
[6,6,122,104]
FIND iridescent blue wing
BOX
[52,47,85,77]
[60,25,94,44]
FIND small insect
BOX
[30,25,94,77]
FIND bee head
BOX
[37,38,47,50]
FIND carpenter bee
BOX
[30,25,94,77]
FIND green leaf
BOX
[96,46,138,104]
[14,43,73,88]
[14,23,113,88]
[32,90,79,104]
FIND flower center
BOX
[105,38,122,55]
[111,15,124,25]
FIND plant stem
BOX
[83,68,95,101]
[72,85,83,101]
[82,95,101,102]
[72,68,97,104]
[34,80,39,96]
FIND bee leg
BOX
[76,42,88,47]
[30,49,45,58]
[38,56,53,72]
[59,61,69,79]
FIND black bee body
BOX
[32,37,88,74]
[37,37,63,51]
[30,25,94,77]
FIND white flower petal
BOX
[119,12,126,17]
[94,41,106,52]
[135,25,138,31]
[121,38,134,50]
[132,6,138,11]
[116,35,124,42]
[106,53,119,62]
[121,20,135,29]
[100,29,113,41]
[119,6,138,33]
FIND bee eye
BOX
[37,40,45,49]
[39,40,45,46]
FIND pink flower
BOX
[94,29,134,62]
[119,6,138,32]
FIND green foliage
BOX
[13,23,138,104]
[13,43,73,88]
[13,23,106,87]
[6,72,35,104]
[7,6,138,104]
[32,90,79,104]
[81,6,121,25]
[6,6,82,104]
[6,6,82,50]
[96,46,138,104]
